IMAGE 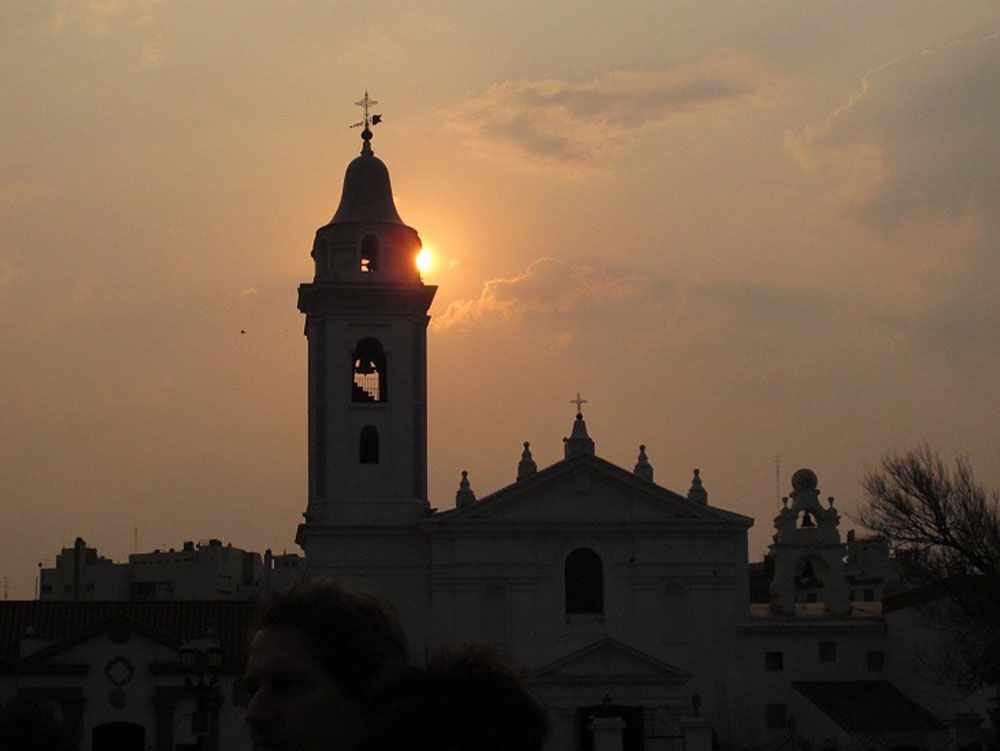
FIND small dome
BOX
[791,468,818,492]
[330,137,404,225]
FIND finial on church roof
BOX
[563,397,595,459]
[687,467,708,505]
[633,444,653,481]
[350,89,383,155]
[456,470,476,508]
[517,441,537,481]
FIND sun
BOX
[416,247,433,273]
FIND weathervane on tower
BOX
[351,90,382,143]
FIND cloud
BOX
[787,33,1000,232]
[786,33,1000,365]
[443,55,771,175]
[432,260,851,365]
[432,257,653,332]
[238,287,260,299]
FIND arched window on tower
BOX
[565,548,603,615]
[359,425,379,464]
[360,234,380,272]
[352,338,387,402]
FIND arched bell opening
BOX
[352,338,387,403]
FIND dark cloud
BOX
[788,33,1000,364]
[790,33,1000,232]
[443,57,771,174]
[431,257,862,382]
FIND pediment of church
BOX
[530,638,691,684]
[436,453,751,528]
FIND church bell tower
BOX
[296,98,436,552]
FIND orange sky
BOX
[2,2,999,599]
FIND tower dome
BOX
[310,120,422,284]
[330,129,404,225]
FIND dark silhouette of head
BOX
[362,645,548,751]
[244,578,409,751]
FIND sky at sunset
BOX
[3,1,999,599]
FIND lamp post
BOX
[180,628,223,750]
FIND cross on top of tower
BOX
[570,392,588,417]
[351,90,382,147]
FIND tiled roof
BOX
[793,681,941,732]
[0,600,257,670]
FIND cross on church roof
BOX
[570,392,588,416]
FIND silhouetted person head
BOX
[362,645,548,751]
[244,578,409,751]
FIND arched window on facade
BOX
[352,338,387,402]
[565,548,604,615]
[359,425,379,464]
[360,234,380,272]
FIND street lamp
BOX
[180,627,223,747]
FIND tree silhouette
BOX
[860,445,1000,692]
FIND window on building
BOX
[360,425,379,464]
[565,548,603,615]
[867,651,885,671]
[130,581,156,598]
[765,704,788,729]
[819,641,837,662]
[352,338,387,402]
[360,234,380,272]
[765,651,784,671]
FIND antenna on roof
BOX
[775,454,781,506]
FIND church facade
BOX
[290,120,984,751]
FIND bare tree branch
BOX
[858,446,1000,691]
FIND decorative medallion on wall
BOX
[104,655,135,686]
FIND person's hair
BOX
[251,578,408,703]
[362,644,548,751]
